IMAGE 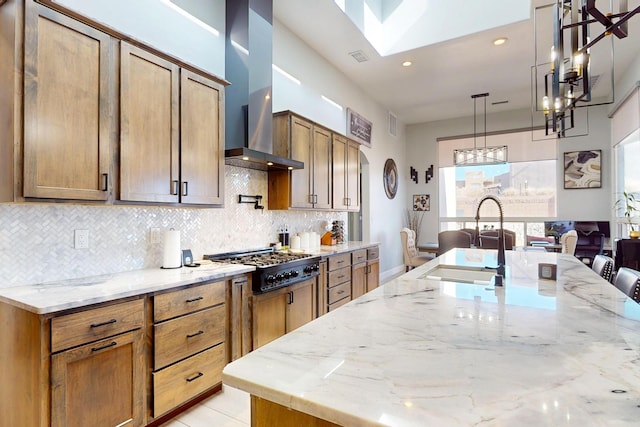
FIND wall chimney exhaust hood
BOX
[224,0,303,171]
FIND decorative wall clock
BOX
[383,158,398,199]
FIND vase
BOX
[630,230,640,239]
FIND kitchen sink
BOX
[418,265,497,285]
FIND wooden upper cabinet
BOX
[120,43,224,205]
[312,126,332,209]
[120,42,180,203]
[289,116,314,209]
[332,135,360,211]
[346,139,361,211]
[270,112,332,210]
[180,70,225,205]
[23,6,114,200]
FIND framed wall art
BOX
[564,150,602,189]
[347,108,372,147]
[413,194,430,211]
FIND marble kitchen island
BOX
[222,248,640,426]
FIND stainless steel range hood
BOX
[224,0,303,171]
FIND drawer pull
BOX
[337,290,345,295]
[90,318,117,328]
[185,296,204,303]
[186,372,204,382]
[337,275,345,279]
[186,330,204,339]
[337,260,344,264]
[91,341,117,352]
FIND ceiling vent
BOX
[388,111,397,137]
[349,50,369,62]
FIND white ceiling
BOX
[274,0,640,125]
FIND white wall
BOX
[272,21,408,277]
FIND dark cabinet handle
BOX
[287,291,294,304]
[186,330,204,339]
[337,290,345,295]
[182,181,188,196]
[186,372,204,382]
[337,274,345,279]
[185,296,204,303]
[337,260,344,264]
[102,173,108,191]
[171,180,179,195]
[90,318,117,328]
[91,341,117,352]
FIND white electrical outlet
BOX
[74,229,89,249]
[151,227,161,244]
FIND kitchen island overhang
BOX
[223,248,640,426]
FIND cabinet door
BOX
[120,42,179,203]
[312,126,332,209]
[351,262,366,300]
[180,69,225,205]
[346,140,361,211]
[51,329,145,427]
[332,134,348,210]
[252,290,287,349]
[289,116,314,208]
[366,259,380,292]
[23,6,113,200]
[286,279,317,332]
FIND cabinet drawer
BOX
[328,281,351,305]
[154,305,225,370]
[51,299,144,353]
[155,280,225,322]
[328,253,351,271]
[153,344,225,417]
[367,247,379,260]
[352,249,367,264]
[328,295,350,312]
[328,266,351,287]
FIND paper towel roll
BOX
[162,229,182,269]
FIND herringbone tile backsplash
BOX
[0,166,346,287]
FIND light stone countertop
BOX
[222,248,640,427]
[0,263,254,315]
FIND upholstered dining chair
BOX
[613,267,640,303]
[437,230,472,255]
[478,229,515,250]
[400,228,434,272]
[560,230,578,255]
[591,254,615,283]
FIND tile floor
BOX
[160,385,250,427]
[161,273,401,427]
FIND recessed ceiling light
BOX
[402,60,412,67]
[493,37,507,46]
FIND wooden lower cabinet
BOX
[251,396,340,427]
[0,276,246,427]
[151,280,227,418]
[252,278,317,349]
[153,344,225,416]
[51,329,145,427]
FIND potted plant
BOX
[615,191,640,238]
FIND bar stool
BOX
[591,254,614,283]
[613,267,640,303]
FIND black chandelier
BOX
[542,0,640,137]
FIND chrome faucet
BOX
[475,195,506,285]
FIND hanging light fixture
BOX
[541,0,640,138]
[454,93,507,166]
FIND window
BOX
[438,129,557,245]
